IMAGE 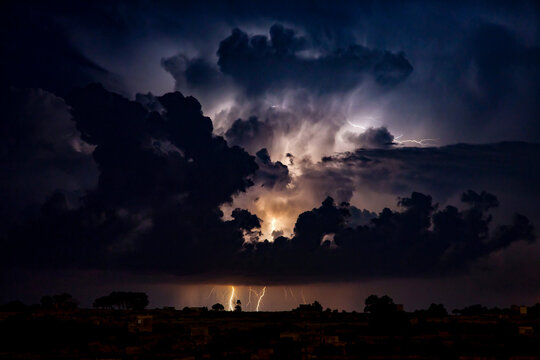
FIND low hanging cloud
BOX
[343,126,395,149]
[236,191,535,281]
[318,142,540,212]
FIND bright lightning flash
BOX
[228,286,236,311]
[347,120,366,130]
[255,287,266,312]
[206,287,215,299]
[394,134,438,147]
[270,218,277,234]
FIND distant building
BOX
[128,315,152,333]
[518,326,534,335]
[280,331,301,341]
[321,335,346,347]
[511,305,528,315]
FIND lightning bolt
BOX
[289,287,297,301]
[246,287,253,309]
[394,134,438,147]
[206,287,215,299]
[270,218,277,233]
[347,120,366,130]
[301,288,307,304]
[228,286,236,311]
[255,287,266,312]
[246,286,259,309]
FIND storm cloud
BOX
[1,1,540,307]
[1,84,259,273]
[2,85,537,282]
[216,24,413,95]
[343,127,395,149]
[0,87,97,227]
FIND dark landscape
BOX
[1,295,539,360]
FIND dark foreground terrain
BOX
[0,307,539,360]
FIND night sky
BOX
[1,0,540,311]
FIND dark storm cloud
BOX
[238,191,535,280]
[225,116,275,154]
[346,206,377,227]
[0,87,98,228]
[369,7,540,143]
[0,3,122,96]
[216,24,412,94]
[1,84,259,272]
[461,22,540,120]
[254,149,291,190]
[161,22,413,155]
[319,142,540,209]
[434,20,540,141]
[6,1,539,142]
[162,57,222,89]
[0,85,537,282]
[167,23,413,96]
[160,54,233,111]
[4,84,535,282]
[343,127,395,149]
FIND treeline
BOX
[93,292,149,310]
[2,292,540,315]
[41,293,79,310]
[0,291,149,311]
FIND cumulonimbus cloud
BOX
[1,86,536,283]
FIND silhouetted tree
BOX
[212,303,225,311]
[234,300,242,312]
[364,295,407,334]
[453,304,488,315]
[528,303,540,316]
[93,296,113,309]
[40,293,78,310]
[40,296,54,309]
[53,293,79,309]
[426,303,448,317]
[312,301,323,312]
[92,292,148,310]
[364,295,396,314]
